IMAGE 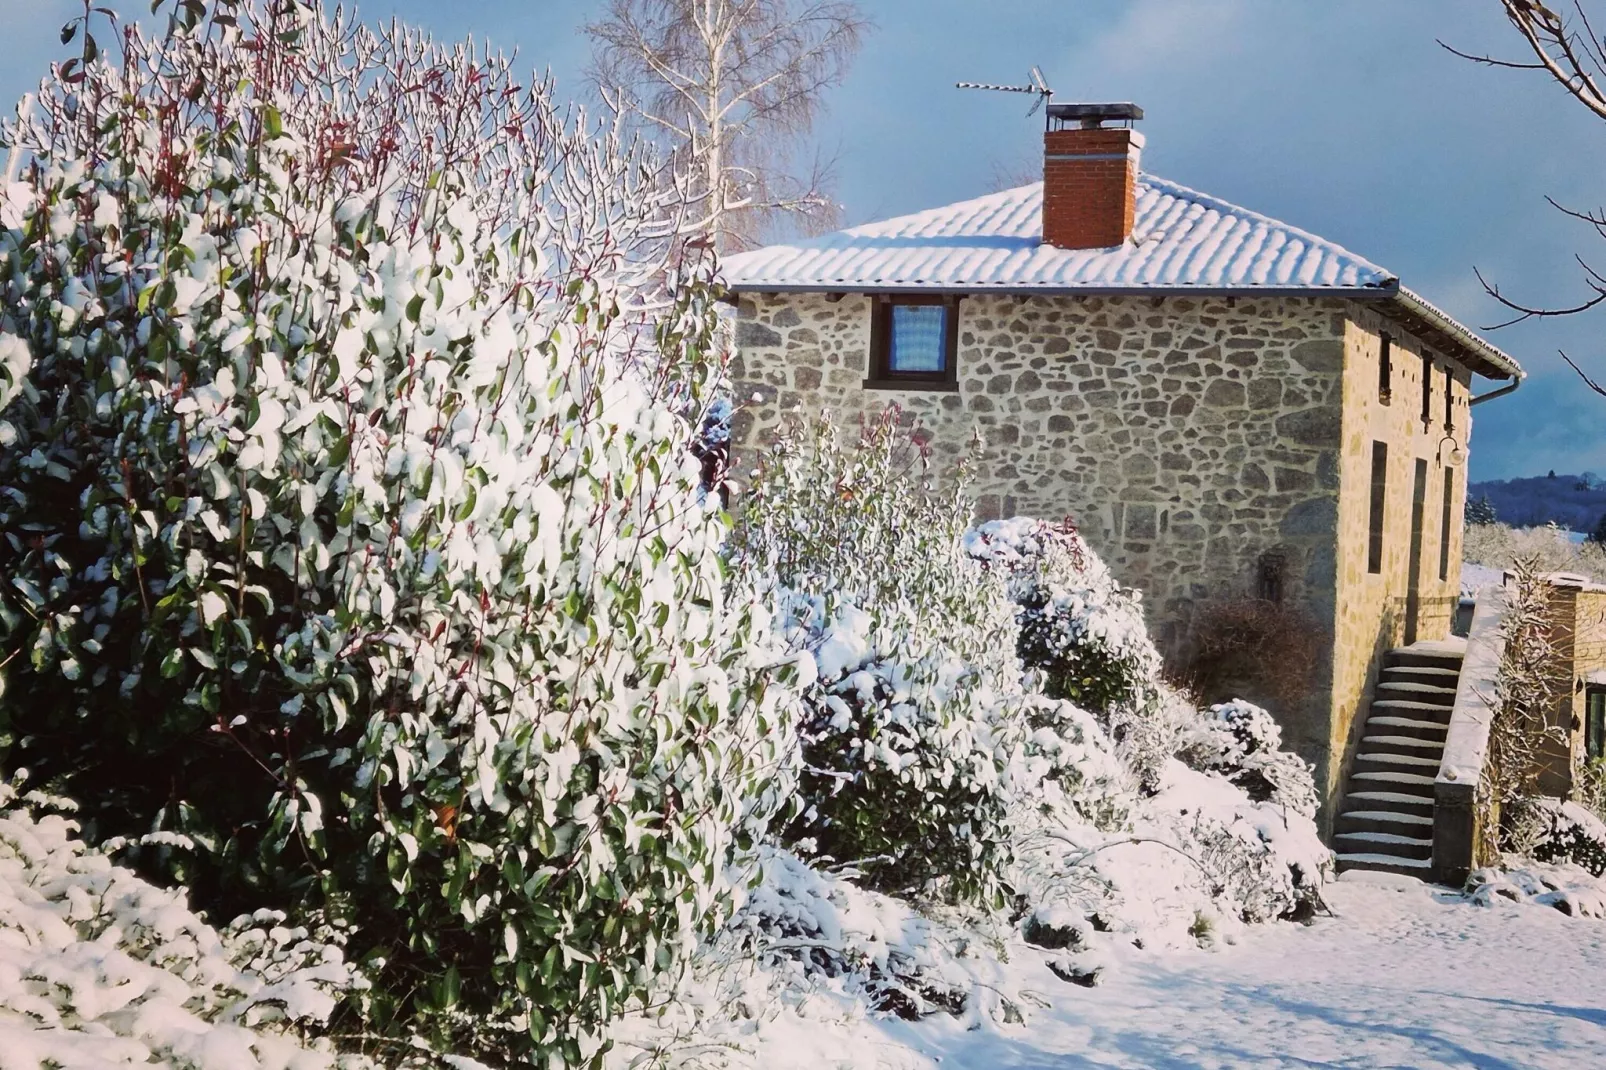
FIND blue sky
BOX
[4,0,1605,480]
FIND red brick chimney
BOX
[1042,103,1144,250]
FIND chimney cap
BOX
[1046,102,1143,127]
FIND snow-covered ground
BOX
[681,873,1606,1069]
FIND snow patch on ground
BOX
[612,877,1606,1069]
[1461,562,1506,595]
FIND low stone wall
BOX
[1434,590,1505,885]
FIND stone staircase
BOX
[1333,644,1464,877]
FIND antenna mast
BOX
[956,66,1054,127]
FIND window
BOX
[1368,441,1388,574]
[1378,333,1393,402]
[1421,353,1433,424]
[1588,686,1606,762]
[1439,466,1456,582]
[1444,365,1454,431]
[867,295,959,388]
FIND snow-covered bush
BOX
[964,517,1161,720]
[0,4,800,1064]
[608,846,1032,1067]
[1463,520,1606,581]
[1178,700,1320,820]
[1018,694,1132,831]
[1517,798,1606,877]
[728,409,1029,902]
[961,517,1326,926]
[1105,682,1200,795]
[0,778,365,1069]
[722,848,984,1020]
[1011,755,1329,948]
[1466,860,1606,917]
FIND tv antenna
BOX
[957,66,1054,124]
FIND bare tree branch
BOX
[1436,38,1549,69]
[585,0,870,251]
[1560,349,1606,395]
[1475,264,1606,328]
[1449,3,1606,392]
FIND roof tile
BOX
[722,175,1397,293]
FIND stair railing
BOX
[1432,590,1507,884]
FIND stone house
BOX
[719,103,1526,851]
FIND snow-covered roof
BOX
[722,175,1522,381]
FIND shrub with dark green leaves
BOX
[1523,798,1606,877]
[0,5,800,1065]
[964,518,1161,719]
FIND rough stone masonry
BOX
[729,288,1471,820]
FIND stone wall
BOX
[1329,309,1473,821]
[731,291,1350,775]
[1552,581,1606,793]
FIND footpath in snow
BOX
[760,874,1606,1069]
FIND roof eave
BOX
[724,277,1526,384]
[723,281,1401,300]
[1365,286,1524,383]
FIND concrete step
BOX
[1336,851,1434,877]
[1385,649,1465,672]
[1370,698,1455,718]
[1354,751,1440,774]
[1375,681,1458,704]
[1351,770,1436,795]
[1364,715,1450,741]
[1334,830,1433,859]
[1360,733,1446,759]
[1335,808,1434,836]
[1381,664,1461,684]
[1343,790,1435,816]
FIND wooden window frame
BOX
[1378,332,1393,404]
[1368,440,1388,575]
[1439,465,1456,582]
[1421,352,1434,426]
[865,294,960,391]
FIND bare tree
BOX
[1444,1,1606,394]
[585,0,869,251]
[1481,558,1571,859]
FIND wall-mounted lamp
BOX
[1435,434,1465,468]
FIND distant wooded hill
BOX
[1468,472,1606,532]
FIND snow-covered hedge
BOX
[0,4,800,1065]
[964,518,1161,720]
[1466,860,1606,917]
[1178,700,1320,820]
[610,498,1331,1062]
[0,779,364,1070]
[729,410,1030,901]
[1520,798,1606,877]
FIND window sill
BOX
[862,377,959,393]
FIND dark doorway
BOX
[1587,686,1606,763]
[1405,458,1428,646]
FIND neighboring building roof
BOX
[721,175,1522,381]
